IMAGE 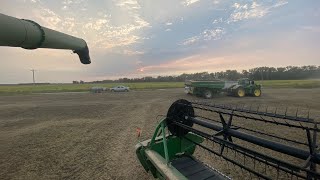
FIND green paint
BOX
[161,122,169,163]
[135,118,204,179]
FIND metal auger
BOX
[0,13,91,64]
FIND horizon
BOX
[1,0,320,83]
[0,65,319,85]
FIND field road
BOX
[0,88,320,179]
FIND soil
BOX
[0,88,319,180]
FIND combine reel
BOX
[136,99,320,180]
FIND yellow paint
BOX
[254,89,261,97]
[238,89,245,97]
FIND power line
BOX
[30,69,35,85]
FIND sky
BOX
[0,0,319,83]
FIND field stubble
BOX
[0,88,320,179]
[0,79,319,94]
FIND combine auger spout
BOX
[136,99,320,179]
[0,13,90,64]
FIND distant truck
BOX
[110,86,130,92]
[185,78,261,98]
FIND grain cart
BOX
[185,78,261,98]
[90,87,107,93]
[136,99,320,179]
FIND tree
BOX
[84,65,320,83]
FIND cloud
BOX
[84,18,109,31]
[213,0,219,5]
[251,2,259,9]
[123,50,144,55]
[130,33,320,76]
[212,18,223,24]
[202,28,225,40]
[165,22,173,26]
[228,1,288,23]
[114,0,141,10]
[134,54,254,75]
[228,2,268,23]
[180,27,225,45]
[165,28,172,32]
[98,0,150,48]
[28,0,150,49]
[180,36,201,45]
[62,0,73,5]
[301,26,320,33]
[273,1,288,8]
[89,16,150,48]
[29,0,40,3]
[182,0,200,6]
[32,8,62,29]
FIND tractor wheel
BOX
[204,90,213,99]
[235,87,245,97]
[253,89,261,97]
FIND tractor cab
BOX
[238,78,255,86]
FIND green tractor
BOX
[185,78,262,98]
[226,78,262,97]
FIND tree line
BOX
[81,65,320,83]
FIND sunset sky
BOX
[0,0,319,83]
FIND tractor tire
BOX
[235,87,245,97]
[253,89,261,97]
[203,89,213,99]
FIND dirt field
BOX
[0,88,320,180]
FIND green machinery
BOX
[0,13,90,64]
[136,99,320,179]
[136,99,228,180]
[185,78,261,98]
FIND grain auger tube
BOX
[0,13,90,64]
[136,99,320,179]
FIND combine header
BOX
[136,99,319,179]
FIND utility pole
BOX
[30,69,35,85]
[260,69,264,87]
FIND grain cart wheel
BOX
[203,89,213,99]
[235,87,245,97]
[253,89,261,97]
